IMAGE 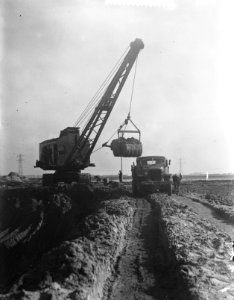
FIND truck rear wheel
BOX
[42,174,54,186]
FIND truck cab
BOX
[132,156,172,196]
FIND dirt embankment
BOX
[150,194,234,300]
[0,198,135,299]
[0,184,130,293]
[0,185,96,290]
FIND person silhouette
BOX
[118,170,123,183]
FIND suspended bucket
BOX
[110,137,142,157]
[102,114,142,157]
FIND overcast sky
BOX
[1,0,234,176]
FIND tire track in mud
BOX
[174,195,234,239]
[103,197,191,300]
[0,211,44,248]
[103,198,157,300]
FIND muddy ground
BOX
[151,194,234,299]
[0,180,233,299]
[180,180,234,222]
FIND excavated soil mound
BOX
[150,194,234,300]
[0,184,101,291]
[0,182,132,292]
[0,198,135,299]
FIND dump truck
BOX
[131,156,172,196]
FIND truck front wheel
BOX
[42,174,54,186]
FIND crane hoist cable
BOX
[73,49,127,128]
[93,54,140,154]
[79,46,134,133]
[73,46,129,128]
[74,56,123,127]
[92,127,119,153]
[128,56,138,117]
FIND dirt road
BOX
[103,197,190,300]
[104,194,234,300]
[173,195,234,239]
[104,198,161,300]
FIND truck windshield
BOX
[141,158,165,166]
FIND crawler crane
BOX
[35,39,144,185]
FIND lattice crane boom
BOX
[66,39,144,170]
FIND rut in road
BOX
[102,197,190,300]
[174,195,234,239]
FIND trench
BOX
[149,198,195,300]
[175,195,234,239]
[103,197,194,300]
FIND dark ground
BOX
[0,180,233,299]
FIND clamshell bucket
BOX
[110,137,142,157]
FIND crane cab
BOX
[35,127,82,170]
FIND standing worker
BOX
[118,170,123,183]
[172,173,182,195]
[232,241,234,261]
